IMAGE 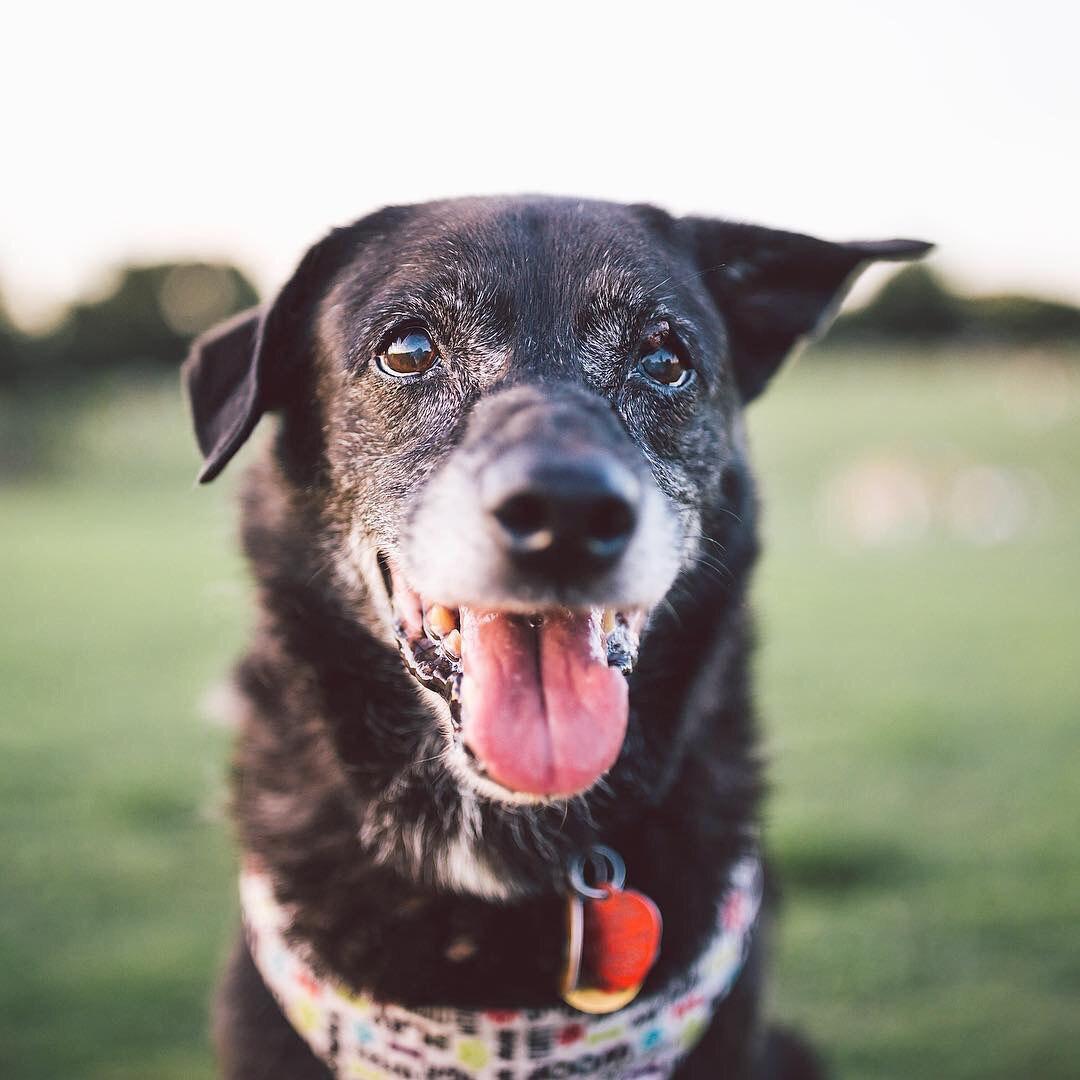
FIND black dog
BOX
[183,197,928,1079]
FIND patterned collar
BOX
[241,855,762,1079]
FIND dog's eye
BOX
[637,322,692,388]
[378,328,438,377]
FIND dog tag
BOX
[561,847,662,1014]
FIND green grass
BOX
[2,351,1077,1078]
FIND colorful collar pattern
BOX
[240,855,762,1079]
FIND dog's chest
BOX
[240,859,762,1078]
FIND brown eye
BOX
[378,327,438,377]
[638,322,692,387]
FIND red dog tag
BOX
[561,847,662,1014]
[582,883,662,991]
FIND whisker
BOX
[694,532,729,555]
[686,554,735,584]
[408,750,448,771]
[659,595,684,630]
[644,261,731,299]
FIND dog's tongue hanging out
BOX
[459,608,628,797]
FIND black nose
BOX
[483,454,640,573]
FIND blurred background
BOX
[1,3,1077,1077]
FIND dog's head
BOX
[185,197,928,808]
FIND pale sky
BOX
[3,1,1077,327]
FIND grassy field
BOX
[2,350,1077,1078]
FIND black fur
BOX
[183,196,927,1078]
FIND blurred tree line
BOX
[0,262,258,391]
[0,262,258,476]
[1,260,1078,395]
[830,264,1080,346]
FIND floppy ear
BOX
[684,219,932,402]
[181,223,368,483]
[181,306,263,483]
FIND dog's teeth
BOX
[601,608,617,635]
[426,603,458,639]
[443,629,462,658]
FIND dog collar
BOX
[240,855,762,1078]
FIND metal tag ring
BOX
[568,844,627,900]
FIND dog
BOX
[182,196,929,1079]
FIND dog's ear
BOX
[181,306,263,483]
[182,224,366,483]
[684,219,932,402]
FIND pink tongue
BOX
[459,608,629,797]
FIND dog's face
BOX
[185,197,927,809]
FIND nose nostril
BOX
[494,493,552,549]
[587,496,636,545]
[487,458,640,566]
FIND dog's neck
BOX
[224,455,762,1005]
[239,851,764,1077]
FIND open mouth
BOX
[380,558,643,801]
